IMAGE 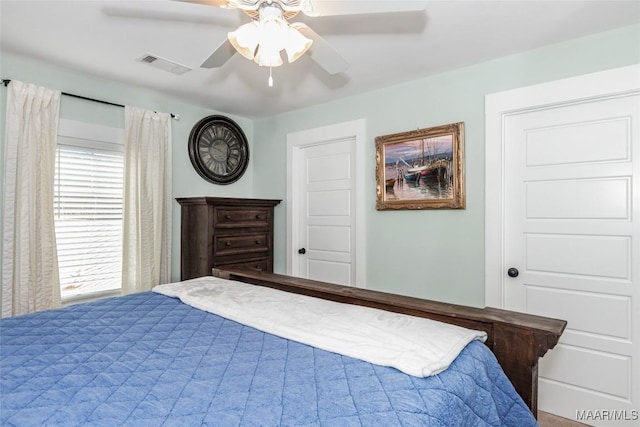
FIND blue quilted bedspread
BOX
[1,292,537,426]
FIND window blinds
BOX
[54,139,124,298]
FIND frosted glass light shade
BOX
[254,46,283,67]
[260,16,288,49]
[285,27,312,63]
[228,22,260,60]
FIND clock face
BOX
[188,116,249,184]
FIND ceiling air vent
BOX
[136,53,191,75]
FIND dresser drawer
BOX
[214,207,270,228]
[214,257,270,272]
[214,233,269,256]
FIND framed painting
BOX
[375,122,465,210]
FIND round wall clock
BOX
[188,115,249,185]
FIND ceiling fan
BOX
[176,0,427,78]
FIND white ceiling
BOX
[1,0,639,119]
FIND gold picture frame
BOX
[375,122,465,210]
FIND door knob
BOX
[507,268,519,278]
[298,248,306,255]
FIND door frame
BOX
[286,119,367,287]
[485,64,640,308]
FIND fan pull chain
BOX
[268,67,274,87]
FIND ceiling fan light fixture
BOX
[228,21,260,60]
[227,3,312,68]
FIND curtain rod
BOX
[2,79,179,120]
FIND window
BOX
[54,120,124,300]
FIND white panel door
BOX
[286,119,366,287]
[486,65,640,425]
[298,140,355,285]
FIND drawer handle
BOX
[225,242,232,247]
[255,240,261,244]
[256,215,264,220]
[225,215,232,220]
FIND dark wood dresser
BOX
[176,197,281,280]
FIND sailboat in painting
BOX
[402,138,449,181]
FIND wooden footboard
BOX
[212,268,566,417]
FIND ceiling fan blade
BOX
[201,39,237,68]
[305,0,427,17]
[293,23,348,75]
[173,0,230,7]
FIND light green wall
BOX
[1,24,639,307]
[0,53,256,284]
[252,24,640,306]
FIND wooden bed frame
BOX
[212,268,567,418]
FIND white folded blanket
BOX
[154,276,486,377]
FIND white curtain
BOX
[122,106,172,294]
[2,80,61,317]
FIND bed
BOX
[1,269,566,426]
